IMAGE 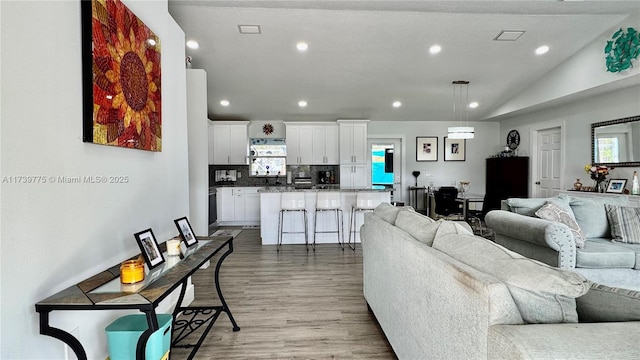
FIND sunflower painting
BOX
[82,0,161,151]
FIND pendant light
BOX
[447,80,475,139]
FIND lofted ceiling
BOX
[168,1,640,122]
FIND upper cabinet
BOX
[312,124,339,165]
[211,121,249,165]
[285,122,339,165]
[338,120,368,164]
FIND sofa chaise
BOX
[361,203,640,359]
[485,194,640,290]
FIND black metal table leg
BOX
[135,309,159,360]
[39,311,87,360]
[215,241,240,331]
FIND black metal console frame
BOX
[35,237,239,360]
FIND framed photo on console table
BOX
[174,217,198,247]
[134,228,165,269]
[416,137,438,162]
[606,179,627,194]
[444,137,466,161]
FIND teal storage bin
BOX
[105,314,172,360]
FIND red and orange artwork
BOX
[84,0,161,151]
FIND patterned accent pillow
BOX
[535,201,586,248]
[605,205,640,244]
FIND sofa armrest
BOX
[485,210,576,268]
[488,322,640,359]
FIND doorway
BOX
[369,138,403,203]
[533,125,564,197]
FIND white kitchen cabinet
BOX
[340,164,367,188]
[217,187,261,225]
[286,124,313,165]
[338,120,368,164]
[312,124,339,164]
[212,122,249,164]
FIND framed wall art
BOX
[174,217,199,247]
[134,228,165,269]
[81,0,162,151]
[444,137,466,161]
[416,137,438,162]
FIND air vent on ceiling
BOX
[238,25,261,34]
[493,30,525,41]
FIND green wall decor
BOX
[605,27,640,73]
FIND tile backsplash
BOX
[210,165,339,187]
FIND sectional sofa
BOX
[485,194,640,290]
[361,203,640,359]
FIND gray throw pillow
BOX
[394,209,437,245]
[373,202,402,225]
[507,194,571,217]
[605,205,640,244]
[535,201,586,248]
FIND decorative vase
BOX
[573,179,582,191]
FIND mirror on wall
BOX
[592,115,640,167]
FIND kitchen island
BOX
[259,187,391,246]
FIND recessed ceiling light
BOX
[220,100,230,106]
[429,45,441,54]
[186,40,199,49]
[392,101,402,108]
[238,25,261,34]
[468,102,479,109]
[298,100,308,108]
[296,42,309,52]
[535,45,550,55]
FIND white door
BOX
[369,138,403,202]
[536,127,562,197]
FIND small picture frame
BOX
[174,217,198,247]
[606,179,627,194]
[416,137,438,162]
[444,137,466,161]
[134,228,165,269]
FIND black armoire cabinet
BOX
[485,157,529,215]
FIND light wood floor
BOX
[171,229,396,359]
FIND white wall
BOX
[498,85,640,193]
[369,121,500,199]
[0,1,189,359]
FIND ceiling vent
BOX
[238,25,261,34]
[494,30,525,41]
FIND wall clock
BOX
[507,130,520,151]
[605,27,640,73]
[262,123,274,135]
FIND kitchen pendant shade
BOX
[448,81,475,139]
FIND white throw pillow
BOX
[535,201,586,248]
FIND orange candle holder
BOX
[120,258,145,284]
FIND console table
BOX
[558,190,640,207]
[35,236,240,360]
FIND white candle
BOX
[167,239,181,256]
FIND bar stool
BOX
[348,192,381,251]
[313,192,344,251]
[277,192,309,251]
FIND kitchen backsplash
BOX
[210,165,339,187]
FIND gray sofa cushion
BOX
[373,202,402,224]
[576,238,636,269]
[433,233,589,323]
[506,194,572,217]
[597,240,640,270]
[569,196,628,238]
[577,282,640,322]
[605,205,640,244]
[394,209,437,245]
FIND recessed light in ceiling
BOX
[186,40,199,49]
[535,45,550,55]
[298,100,308,108]
[494,30,525,41]
[392,101,402,108]
[220,100,230,107]
[429,45,441,54]
[468,102,479,109]
[296,42,309,52]
[238,25,261,34]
